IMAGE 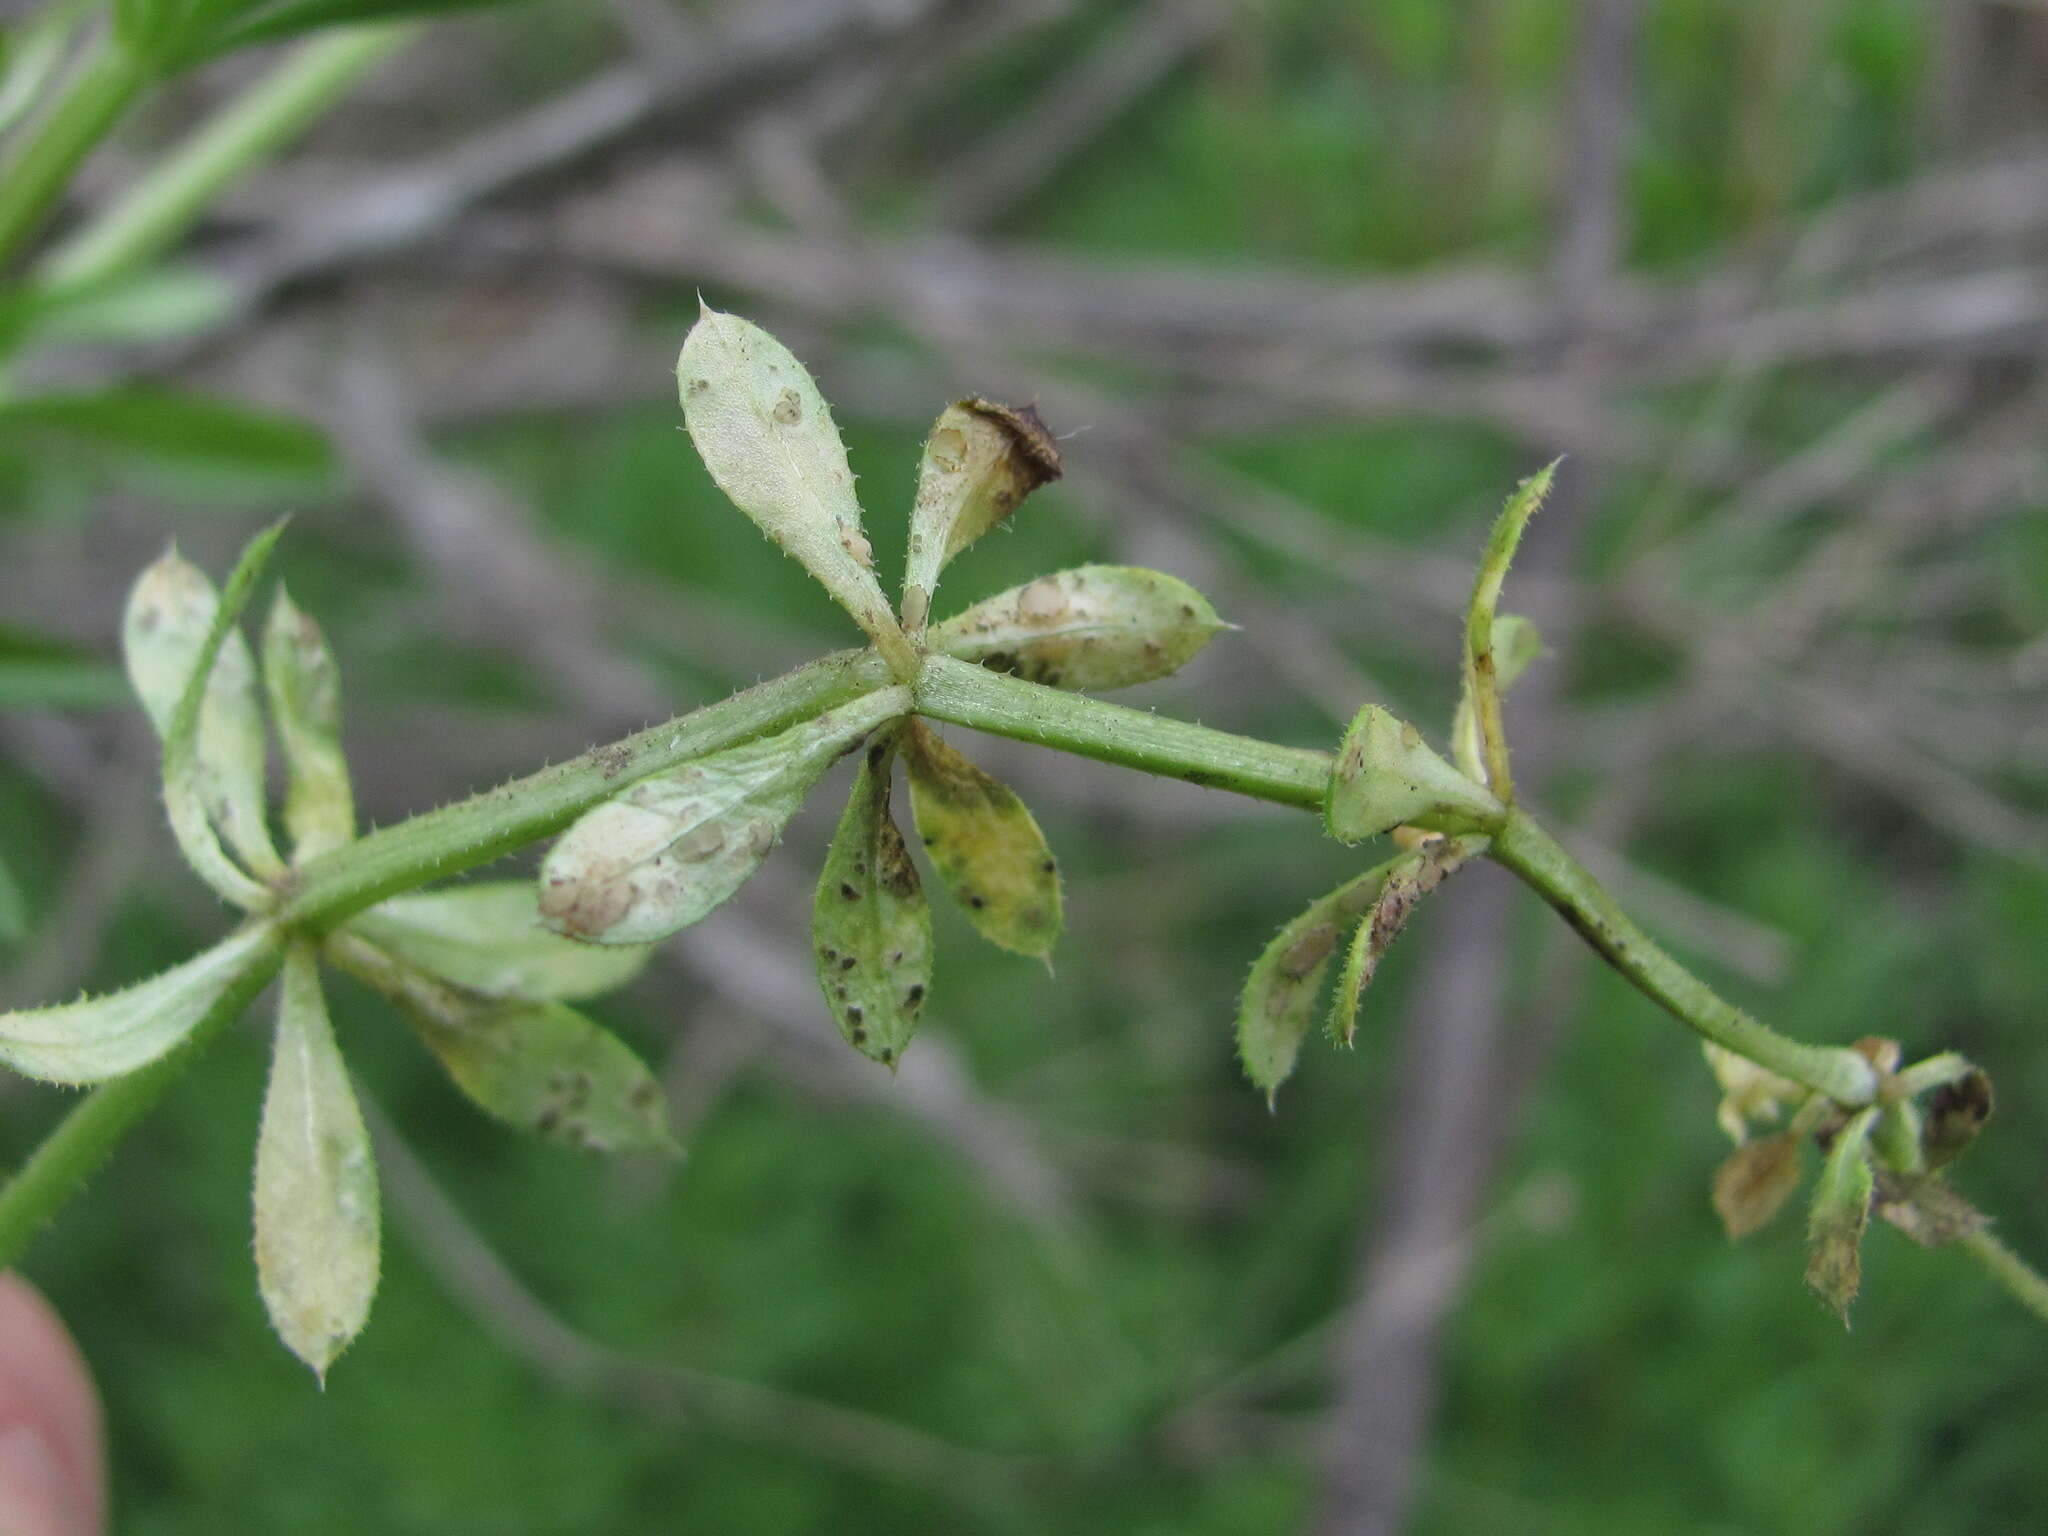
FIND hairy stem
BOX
[1489,808,1880,1104]
[912,654,1331,809]
[1960,1229,2048,1324]
[35,23,414,294]
[0,937,283,1267]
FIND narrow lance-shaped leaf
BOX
[1458,461,1558,802]
[901,399,1062,633]
[1328,839,1466,1047]
[0,923,279,1083]
[1806,1107,1877,1324]
[1712,1132,1803,1240]
[254,942,378,1383]
[540,686,911,946]
[901,720,1061,959]
[1236,857,1401,1104]
[123,538,286,901]
[350,883,652,1002]
[263,587,354,861]
[1325,705,1503,846]
[1451,612,1540,783]
[677,306,915,676]
[928,566,1227,692]
[326,934,673,1155]
[814,734,932,1068]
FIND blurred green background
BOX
[3,0,2046,1531]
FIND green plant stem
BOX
[1489,807,1880,1105]
[278,648,893,931]
[912,654,1331,809]
[0,936,282,1268]
[34,23,414,295]
[0,36,147,272]
[1959,1229,2048,1323]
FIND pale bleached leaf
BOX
[539,686,910,946]
[900,399,1061,632]
[677,307,912,673]
[0,922,278,1083]
[901,720,1060,959]
[813,735,932,1068]
[928,565,1225,692]
[254,942,378,1382]
[1712,1132,1803,1240]
[262,587,354,861]
[351,882,651,1001]
[123,540,284,898]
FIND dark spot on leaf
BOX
[840,882,860,901]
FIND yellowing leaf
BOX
[928,565,1225,692]
[329,935,673,1155]
[1236,859,1400,1104]
[254,943,378,1382]
[352,883,652,1001]
[901,399,1062,632]
[0,922,278,1083]
[1328,840,1465,1046]
[123,540,284,900]
[677,307,913,674]
[262,587,354,861]
[538,686,910,946]
[813,735,932,1068]
[901,720,1060,958]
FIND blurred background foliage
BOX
[2,0,2047,1530]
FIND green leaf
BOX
[812,735,932,1068]
[254,942,379,1382]
[350,883,652,1001]
[262,587,354,861]
[1458,461,1558,800]
[0,388,331,478]
[1328,840,1465,1047]
[928,565,1226,692]
[677,306,913,675]
[540,685,911,946]
[1712,1132,1803,1240]
[1236,859,1400,1105]
[901,720,1061,959]
[1806,1107,1877,1325]
[0,851,27,943]
[332,936,673,1155]
[124,530,288,904]
[900,399,1062,632]
[0,623,126,710]
[0,922,278,1083]
[1451,611,1541,780]
[1325,705,1502,846]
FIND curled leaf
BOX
[262,587,354,861]
[1459,461,1558,802]
[0,922,278,1083]
[1452,611,1541,780]
[1329,839,1465,1046]
[928,565,1225,692]
[1236,858,1401,1104]
[254,943,378,1382]
[539,686,910,946]
[328,935,673,1155]
[677,306,913,674]
[1325,705,1502,846]
[351,883,653,1001]
[1874,1172,1990,1248]
[1712,1132,1802,1240]
[901,720,1060,958]
[813,735,933,1068]
[123,540,284,900]
[901,399,1062,632]
[1806,1107,1877,1324]
[1921,1069,1993,1171]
